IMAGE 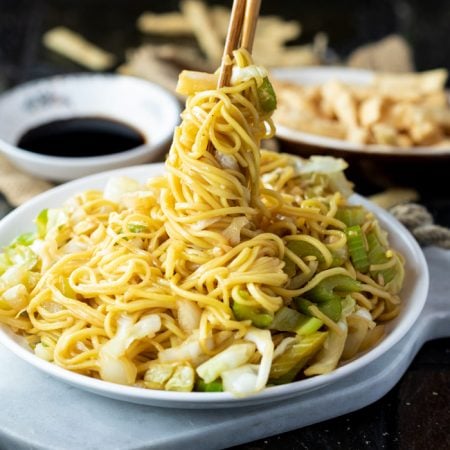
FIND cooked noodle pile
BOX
[0,49,404,395]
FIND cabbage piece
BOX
[222,217,249,246]
[165,364,195,392]
[99,314,161,385]
[159,331,213,366]
[270,332,328,383]
[0,242,38,279]
[221,328,274,396]
[231,65,268,86]
[342,314,371,359]
[177,299,202,333]
[196,342,255,384]
[0,266,29,295]
[304,321,348,376]
[103,176,142,203]
[221,365,259,396]
[144,362,175,389]
[36,208,69,239]
[1,284,28,311]
[296,156,353,197]
[35,342,54,362]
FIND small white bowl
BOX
[0,74,181,181]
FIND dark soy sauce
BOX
[17,117,145,157]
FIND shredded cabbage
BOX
[99,314,161,385]
[196,342,255,384]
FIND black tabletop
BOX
[0,1,449,449]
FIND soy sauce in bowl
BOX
[17,117,146,158]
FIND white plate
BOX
[271,66,450,157]
[0,163,429,408]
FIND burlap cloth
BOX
[0,155,53,206]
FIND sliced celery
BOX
[269,332,328,382]
[317,297,342,322]
[195,378,223,392]
[270,306,306,332]
[346,225,370,273]
[270,306,323,334]
[296,317,323,335]
[287,240,325,264]
[335,206,366,227]
[366,232,395,284]
[307,275,361,304]
[295,297,341,323]
[282,254,296,278]
[232,302,273,328]
[295,297,314,316]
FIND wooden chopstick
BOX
[241,0,261,52]
[217,0,261,88]
[217,0,246,88]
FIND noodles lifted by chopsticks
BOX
[0,49,404,396]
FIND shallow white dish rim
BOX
[271,66,450,157]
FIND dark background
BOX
[0,1,450,449]
[2,0,450,88]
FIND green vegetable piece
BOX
[270,306,323,334]
[284,239,330,277]
[35,209,48,238]
[318,297,342,322]
[270,306,307,333]
[257,77,277,112]
[12,232,36,247]
[296,317,323,335]
[366,232,395,284]
[127,223,149,233]
[307,275,361,304]
[282,255,296,278]
[287,240,325,264]
[269,366,300,385]
[232,302,273,328]
[294,297,314,316]
[4,245,38,272]
[195,378,223,392]
[294,296,341,323]
[335,206,367,227]
[346,225,370,273]
[269,332,328,382]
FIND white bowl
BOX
[0,74,180,181]
[0,163,429,409]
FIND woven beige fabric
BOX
[0,155,53,207]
